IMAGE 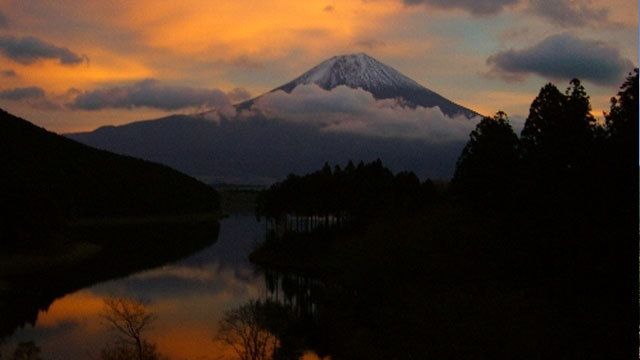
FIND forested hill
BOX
[1,109,220,232]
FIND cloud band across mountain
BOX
[251,84,479,142]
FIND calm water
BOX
[3,216,272,360]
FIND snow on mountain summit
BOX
[280,53,424,92]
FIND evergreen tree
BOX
[452,111,519,207]
[605,69,638,150]
[520,80,595,170]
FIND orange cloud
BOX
[27,0,404,62]
[139,0,398,59]
[0,51,152,94]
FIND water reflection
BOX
[2,216,265,360]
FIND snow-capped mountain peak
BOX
[282,53,424,92]
[239,53,479,118]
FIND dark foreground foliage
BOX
[256,159,435,229]
[250,71,638,359]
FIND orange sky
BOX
[0,0,637,132]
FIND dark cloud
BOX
[486,33,634,86]
[251,84,479,142]
[0,36,87,65]
[528,0,614,28]
[0,86,60,110]
[403,0,518,15]
[68,79,247,113]
[0,86,45,100]
[401,0,616,26]
[0,11,8,28]
[1,69,16,77]
[323,5,335,12]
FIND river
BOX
[2,216,273,360]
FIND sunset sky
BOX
[0,0,637,133]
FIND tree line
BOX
[256,69,637,239]
[256,159,436,233]
[452,70,637,234]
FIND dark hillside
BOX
[0,109,220,243]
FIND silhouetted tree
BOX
[517,79,601,219]
[520,83,565,152]
[101,298,158,360]
[605,69,638,152]
[521,80,595,169]
[602,69,638,223]
[216,300,279,360]
[452,111,519,206]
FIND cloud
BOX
[0,86,60,110]
[0,86,45,100]
[323,5,335,12]
[1,69,16,77]
[0,36,88,65]
[402,0,620,27]
[252,84,479,142]
[486,33,634,86]
[527,0,616,28]
[0,11,8,28]
[402,0,518,15]
[68,79,248,114]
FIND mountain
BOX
[68,114,466,184]
[239,53,479,118]
[1,108,219,238]
[67,54,478,184]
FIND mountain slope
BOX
[240,53,479,118]
[1,109,219,235]
[68,113,466,184]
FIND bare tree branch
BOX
[215,300,279,360]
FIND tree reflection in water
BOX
[100,297,165,360]
[216,300,279,360]
[217,266,333,360]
